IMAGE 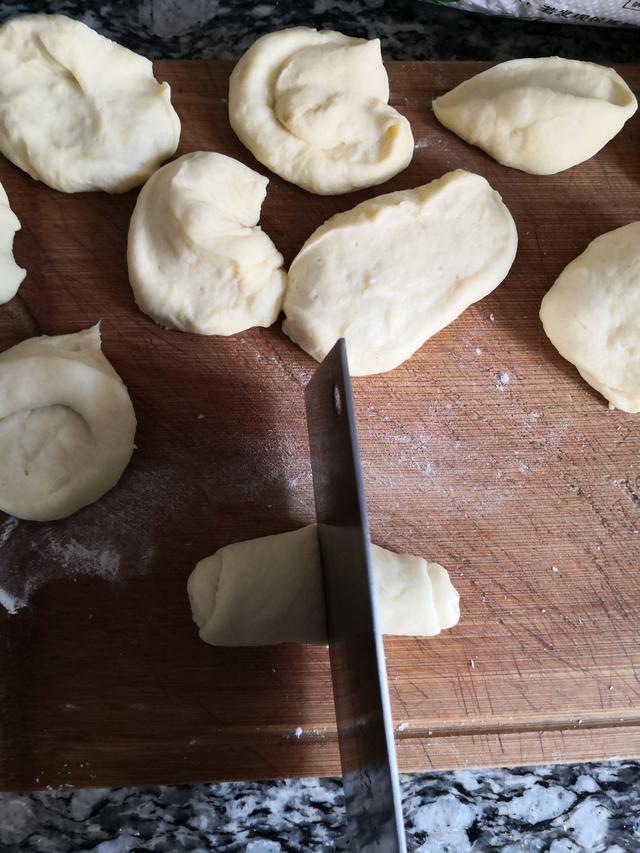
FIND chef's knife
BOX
[305,338,406,853]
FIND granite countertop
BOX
[1,1,639,851]
[1,0,640,61]
[2,762,639,851]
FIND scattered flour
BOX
[0,584,20,615]
[0,463,188,614]
[414,137,432,150]
[0,516,18,547]
[495,371,510,391]
[47,538,121,577]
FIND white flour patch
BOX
[0,516,18,548]
[0,462,188,614]
[0,421,315,614]
[46,537,121,577]
[414,137,432,150]
[495,371,510,391]
[0,585,20,615]
[545,419,571,446]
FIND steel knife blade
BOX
[305,338,406,853]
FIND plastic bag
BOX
[427,0,639,26]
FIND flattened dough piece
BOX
[228,27,414,195]
[187,525,460,646]
[128,151,286,336]
[433,57,637,175]
[0,325,136,520]
[282,169,517,375]
[0,181,25,304]
[0,14,180,193]
[540,222,640,413]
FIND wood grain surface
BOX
[1,61,640,791]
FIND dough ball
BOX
[282,169,517,375]
[540,222,640,413]
[0,14,181,193]
[128,151,286,336]
[187,524,460,646]
[0,181,25,304]
[228,27,414,195]
[433,57,637,175]
[0,325,136,521]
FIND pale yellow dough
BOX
[0,181,25,305]
[0,326,136,521]
[187,525,460,646]
[433,57,637,175]
[228,27,414,195]
[0,14,180,193]
[282,169,517,375]
[128,152,286,336]
[540,222,640,413]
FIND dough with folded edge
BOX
[128,151,286,336]
[0,14,180,193]
[540,222,640,413]
[187,524,460,646]
[0,325,136,521]
[0,181,25,304]
[282,169,517,375]
[228,27,414,195]
[432,57,637,175]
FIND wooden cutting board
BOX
[1,60,639,791]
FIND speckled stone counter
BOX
[1,762,639,851]
[1,2,639,851]
[1,0,640,61]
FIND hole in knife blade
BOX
[332,384,342,416]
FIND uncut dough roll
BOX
[282,169,517,375]
[0,14,180,193]
[540,222,640,413]
[432,57,637,175]
[0,181,25,305]
[228,27,414,195]
[0,325,136,521]
[128,151,286,336]
[187,525,460,646]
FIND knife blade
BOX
[305,338,406,853]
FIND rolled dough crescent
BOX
[0,325,136,521]
[187,525,460,646]
[0,181,25,305]
[228,27,413,195]
[128,151,286,336]
[540,221,640,413]
[0,14,180,193]
[282,169,517,375]
[432,57,637,175]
